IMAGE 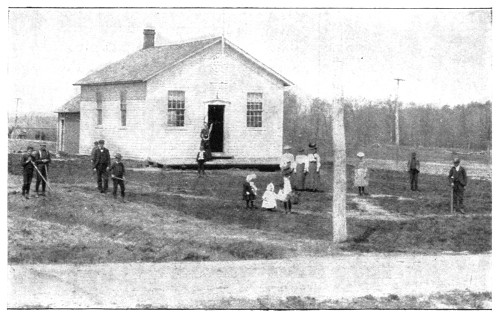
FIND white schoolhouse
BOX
[74,29,293,164]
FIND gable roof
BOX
[55,95,80,113]
[74,36,293,87]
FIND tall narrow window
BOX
[96,91,103,125]
[247,92,263,127]
[120,91,127,126]
[167,90,185,127]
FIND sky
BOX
[7,6,493,114]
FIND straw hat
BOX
[356,152,365,158]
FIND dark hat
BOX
[308,142,317,149]
[40,142,47,146]
[94,141,99,145]
[115,153,122,159]
[27,145,33,150]
[98,140,105,144]
[298,148,305,153]
[411,152,417,156]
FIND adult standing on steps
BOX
[407,152,421,191]
[93,140,110,194]
[448,158,467,214]
[200,122,212,161]
[33,143,51,197]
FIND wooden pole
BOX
[332,97,347,243]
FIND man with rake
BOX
[33,143,51,197]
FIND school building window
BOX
[120,91,127,126]
[167,90,185,127]
[247,92,263,127]
[96,91,103,125]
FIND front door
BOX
[208,105,224,152]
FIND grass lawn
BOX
[7,152,491,264]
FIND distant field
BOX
[7,152,491,264]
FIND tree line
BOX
[284,91,492,157]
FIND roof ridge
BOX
[152,36,221,48]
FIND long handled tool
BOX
[31,161,53,191]
[450,177,454,213]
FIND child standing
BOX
[109,153,126,202]
[282,169,293,213]
[196,146,206,177]
[21,146,35,199]
[354,152,369,196]
[261,182,277,211]
[242,173,258,209]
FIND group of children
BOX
[241,142,321,214]
[242,172,294,214]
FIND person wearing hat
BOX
[448,158,467,214]
[280,145,296,188]
[294,147,309,191]
[21,146,35,199]
[306,143,321,192]
[407,152,421,191]
[354,152,369,196]
[93,140,111,193]
[109,153,126,202]
[33,143,51,197]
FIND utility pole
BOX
[14,98,21,130]
[394,78,404,166]
[394,78,404,145]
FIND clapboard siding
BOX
[79,41,287,163]
[145,44,284,162]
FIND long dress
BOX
[294,154,309,190]
[200,127,212,160]
[262,190,277,209]
[354,160,369,187]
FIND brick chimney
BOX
[143,29,155,49]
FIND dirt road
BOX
[8,253,491,309]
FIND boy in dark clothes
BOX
[242,174,258,209]
[109,153,126,202]
[196,145,206,177]
[21,146,35,199]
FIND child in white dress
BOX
[262,182,277,211]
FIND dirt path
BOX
[8,253,491,308]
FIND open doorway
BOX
[208,105,224,152]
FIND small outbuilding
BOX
[55,95,80,154]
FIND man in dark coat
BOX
[93,139,111,193]
[34,143,51,197]
[21,146,35,199]
[448,158,467,214]
[407,152,420,191]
